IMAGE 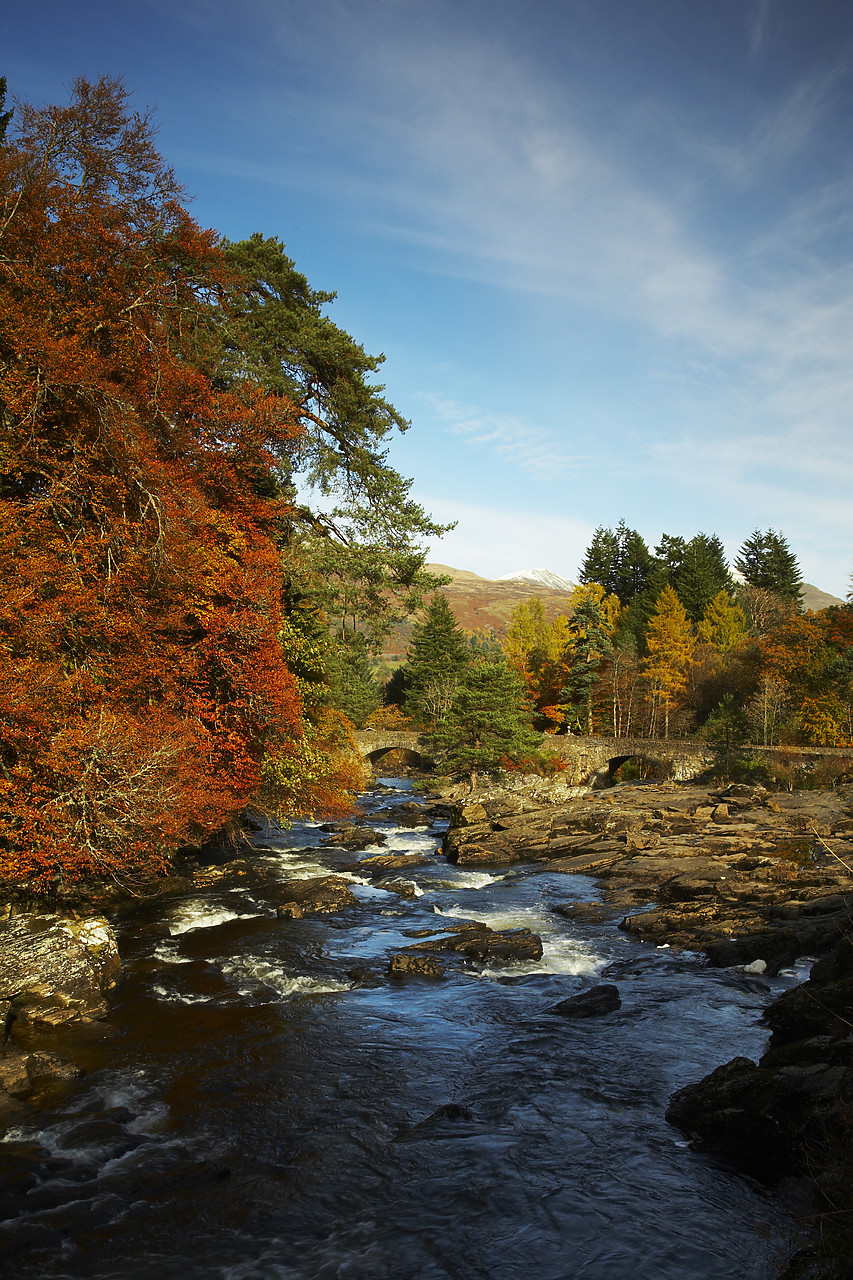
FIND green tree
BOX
[736,529,803,607]
[673,534,733,621]
[215,233,452,647]
[654,533,687,579]
[561,591,613,734]
[579,520,654,605]
[325,631,380,727]
[643,586,695,738]
[402,594,470,729]
[431,655,540,788]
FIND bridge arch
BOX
[595,752,673,787]
[363,744,436,771]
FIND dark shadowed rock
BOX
[551,984,622,1018]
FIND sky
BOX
[4,0,852,594]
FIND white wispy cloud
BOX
[424,397,590,479]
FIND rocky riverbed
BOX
[1,772,851,1275]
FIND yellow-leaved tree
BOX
[644,586,695,738]
[698,590,748,652]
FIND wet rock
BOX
[376,879,421,898]
[388,953,446,979]
[667,933,853,1183]
[347,853,432,873]
[550,984,622,1018]
[0,1054,31,1096]
[270,876,359,914]
[191,859,275,890]
[376,803,433,827]
[0,1050,83,1098]
[319,824,386,851]
[406,923,543,964]
[551,902,615,924]
[666,1057,788,1180]
[0,915,120,1026]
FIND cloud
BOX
[749,0,774,61]
[418,494,595,583]
[424,397,590,480]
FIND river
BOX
[0,778,797,1278]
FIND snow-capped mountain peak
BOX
[497,568,575,591]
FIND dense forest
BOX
[386,521,853,773]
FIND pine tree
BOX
[579,520,653,605]
[561,591,613,734]
[673,534,733,621]
[402,594,469,729]
[431,656,540,787]
[736,530,803,607]
[643,586,695,738]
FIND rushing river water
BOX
[0,779,799,1279]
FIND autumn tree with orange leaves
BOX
[0,77,373,892]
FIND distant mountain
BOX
[377,564,846,665]
[802,584,844,611]
[497,568,576,591]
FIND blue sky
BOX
[5,0,852,593]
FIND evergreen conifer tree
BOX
[431,656,540,787]
[562,593,613,734]
[579,520,653,605]
[402,594,469,728]
[674,534,733,621]
[736,530,804,607]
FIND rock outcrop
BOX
[0,913,121,1116]
[0,914,120,1026]
[666,934,853,1185]
[442,779,853,963]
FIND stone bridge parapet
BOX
[352,729,850,787]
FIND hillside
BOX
[378,565,844,666]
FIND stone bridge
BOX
[352,729,850,786]
[352,730,437,770]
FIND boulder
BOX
[376,879,421,898]
[551,902,615,924]
[271,876,359,914]
[347,853,432,873]
[407,923,543,963]
[551,984,622,1018]
[0,914,120,1025]
[319,824,386,851]
[388,953,445,979]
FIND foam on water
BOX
[168,903,255,935]
[431,901,603,978]
[219,956,352,1001]
[424,869,505,889]
[151,942,197,964]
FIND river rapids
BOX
[0,778,800,1278]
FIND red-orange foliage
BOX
[0,77,342,889]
